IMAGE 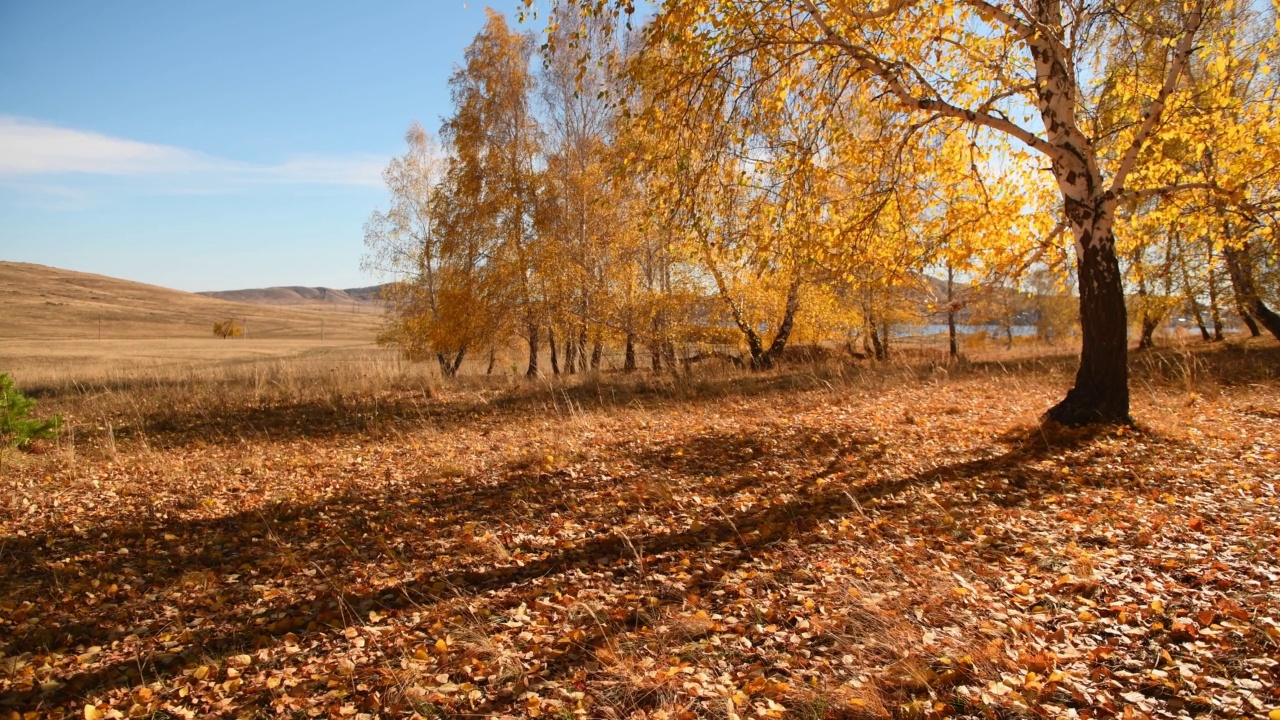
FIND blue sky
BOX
[0,1,539,291]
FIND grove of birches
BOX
[362,0,1280,425]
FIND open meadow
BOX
[2,336,1278,719]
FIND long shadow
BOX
[0,422,1110,710]
[956,340,1280,387]
[0,419,866,645]
[1129,341,1280,386]
[27,340,1280,454]
[61,369,850,450]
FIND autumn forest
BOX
[3,1,1280,719]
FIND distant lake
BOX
[900,324,1038,338]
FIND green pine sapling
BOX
[0,373,62,450]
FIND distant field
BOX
[0,338,403,393]
[0,261,383,341]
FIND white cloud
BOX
[0,116,384,187]
[253,156,385,187]
[0,116,204,175]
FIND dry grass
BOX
[2,325,1278,718]
[0,261,382,341]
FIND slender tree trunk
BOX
[436,348,466,378]
[1045,221,1131,426]
[624,332,637,372]
[1137,239,1176,350]
[486,347,496,376]
[591,338,603,371]
[1136,271,1159,351]
[1239,305,1262,338]
[946,265,959,359]
[1176,242,1211,341]
[1224,243,1280,341]
[650,312,667,373]
[761,278,802,367]
[525,324,540,378]
[1190,298,1211,342]
[745,332,767,370]
[549,327,561,376]
[868,318,885,361]
[1206,241,1224,341]
[1135,270,1156,350]
[1138,316,1159,350]
[1233,281,1263,337]
[564,329,577,375]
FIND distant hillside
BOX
[0,262,382,340]
[199,284,387,307]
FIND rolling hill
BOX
[198,284,386,307]
[0,262,384,340]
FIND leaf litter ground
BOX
[2,366,1278,719]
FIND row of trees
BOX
[365,1,1280,424]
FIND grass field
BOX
[2,325,1278,719]
[0,262,383,342]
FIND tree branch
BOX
[827,0,923,22]
[799,0,1058,159]
[1108,0,1206,195]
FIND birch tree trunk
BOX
[1224,242,1280,341]
[525,324,540,378]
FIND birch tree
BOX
[559,0,1224,424]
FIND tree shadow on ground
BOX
[929,339,1280,389]
[68,369,854,451]
[44,340,1279,454]
[0,420,1127,710]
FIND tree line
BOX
[364,0,1280,425]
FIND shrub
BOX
[0,373,62,449]
[213,319,244,339]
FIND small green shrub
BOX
[0,373,62,449]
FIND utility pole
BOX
[321,318,325,342]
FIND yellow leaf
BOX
[84,706,103,720]
[435,638,449,653]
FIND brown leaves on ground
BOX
[1,368,1278,719]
